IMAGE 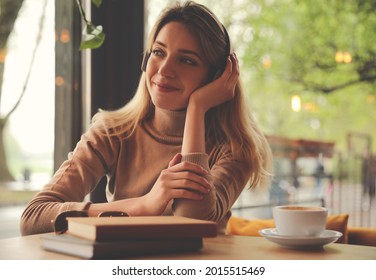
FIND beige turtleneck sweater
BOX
[20,108,251,235]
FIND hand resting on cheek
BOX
[189,53,239,113]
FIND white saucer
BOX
[259,228,343,249]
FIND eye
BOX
[180,57,197,66]
[152,48,164,57]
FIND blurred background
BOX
[0,0,375,238]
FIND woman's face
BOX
[146,21,210,111]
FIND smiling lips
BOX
[154,81,179,92]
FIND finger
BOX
[232,53,239,74]
[160,168,211,192]
[171,173,212,193]
[172,188,205,200]
[158,167,211,192]
[177,181,211,195]
[227,54,239,85]
[168,153,182,168]
[221,55,233,81]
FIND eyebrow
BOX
[153,40,204,62]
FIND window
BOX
[0,0,55,239]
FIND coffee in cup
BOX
[272,205,328,237]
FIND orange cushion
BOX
[227,214,349,244]
[226,217,275,237]
[348,227,376,246]
[326,214,349,244]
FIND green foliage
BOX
[91,0,102,8]
[76,0,376,153]
[76,0,105,50]
[79,23,105,50]
[221,0,376,152]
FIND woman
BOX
[20,1,272,235]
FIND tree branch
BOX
[300,75,376,94]
[4,0,48,122]
[0,0,24,111]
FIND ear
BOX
[141,51,151,72]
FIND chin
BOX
[156,104,186,112]
[151,98,187,112]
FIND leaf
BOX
[80,33,105,50]
[80,24,105,50]
[91,0,102,8]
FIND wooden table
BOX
[0,233,375,260]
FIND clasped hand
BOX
[142,154,212,215]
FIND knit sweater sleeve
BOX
[20,124,120,235]
[173,148,251,233]
[180,153,210,171]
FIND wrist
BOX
[187,100,207,117]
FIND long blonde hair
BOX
[92,1,272,188]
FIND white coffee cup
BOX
[272,205,328,237]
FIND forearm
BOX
[173,186,217,220]
[181,103,206,154]
[20,196,92,235]
[87,196,148,217]
[177,102,215,219]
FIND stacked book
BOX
[41,216,218,259]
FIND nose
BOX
[158,56,176,78]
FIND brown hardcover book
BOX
[66,216,218,242]
[41,233,203,259]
